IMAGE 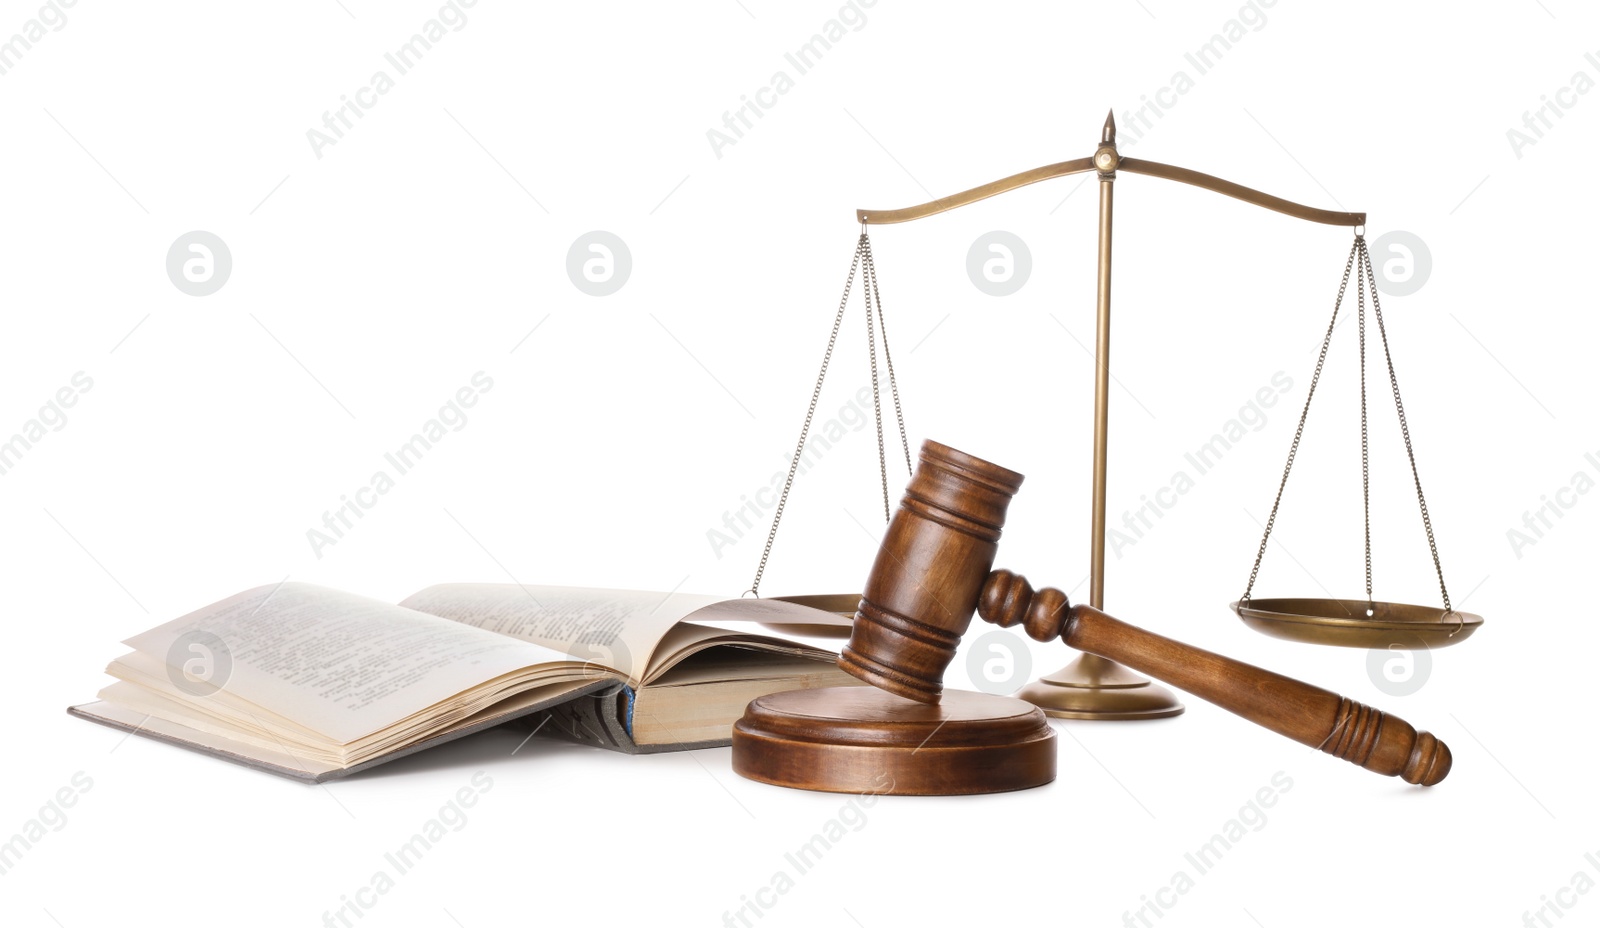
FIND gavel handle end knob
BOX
[1322,697,1452,786]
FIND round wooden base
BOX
[731,686,1056,795]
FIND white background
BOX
[3,1,1595,925]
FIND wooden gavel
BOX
[838,439,1451,786]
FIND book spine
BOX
[521,687,643,755]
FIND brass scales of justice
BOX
[747,110,1483,724]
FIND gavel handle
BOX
[978,573,1451,785]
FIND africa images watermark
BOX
[322,771,493,927]
[1111,370,1293,558]
[1506,51,1600,160]
[706,384,879,559]
[1505,447,1599,559]
[1118,0,1278,149]
[0,371,94,479]
[305,0,482,160]
[167,231,232,297]
[0,771,94,879]
[1123,770,1295,927]
[1523,852,1600,927]
[307,371,494,558]
[0,0,80,79]
[706,0,879,159]
[722,770,895,927]
[965,628,1033,695]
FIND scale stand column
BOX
[1016,113,1184,720]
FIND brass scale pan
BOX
[1232,598,1482,649]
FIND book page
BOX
[122,583,573,744]
[682,597,856,632]
[399,584,724,683]
[641,621,833,683]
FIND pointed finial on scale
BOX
[1094,110,1120,175]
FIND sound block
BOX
[731,686,1056,795]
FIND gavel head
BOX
[839,440,1024,703]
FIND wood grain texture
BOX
[837,439,1023,703]
[980,570,1451,786]
[733,440,1052,796]
[731,686,1056,795]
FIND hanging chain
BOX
[1358,245,1373,613]
[746,229,913,598]
[863,239,913,478]
[746,234,864,597]
[1241,234,1456,619]
[1240,239,1360,608]
[862,238,889,522]
[1358,238,1454,616]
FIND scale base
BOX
[731,686,1056,795]
[1018,653,1185,720]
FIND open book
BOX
[68,582,858,782]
